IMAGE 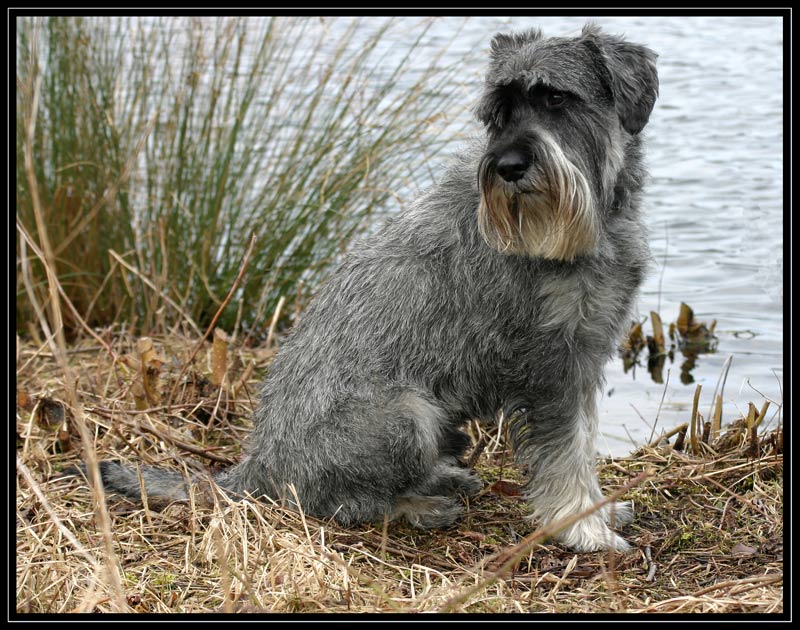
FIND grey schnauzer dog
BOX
[92,24,658,552]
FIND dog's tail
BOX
[65,460,191,506]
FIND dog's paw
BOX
[415,460,483,498]
[393,495,463,529]
[602,500,634,527]
[554,513,633,553]
[453,469,483,498]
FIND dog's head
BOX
[475,25,658,260]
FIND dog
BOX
[90,24,658,552]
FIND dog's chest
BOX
[532,263,634,350]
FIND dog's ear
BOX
[581,24,659,135]
[490,29,542,58]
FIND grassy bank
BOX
[15,332,783,614]
[16,16,468,339]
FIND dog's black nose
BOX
[495,150,530,182]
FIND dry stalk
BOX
[167,235,257,407]
[18,36,129,611]
[108,249,203,337]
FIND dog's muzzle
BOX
[495,149,531,183]
[477,133,599,261]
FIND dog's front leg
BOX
[511,385,633,552]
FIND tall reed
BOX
[16,16,469,339]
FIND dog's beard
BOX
[478,132,599,261]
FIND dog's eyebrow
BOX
[529,77,591,104]
[528,79,557,93]
[523,79,583,104]
[491,80,544,100]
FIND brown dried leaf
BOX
[731,542,758,556]
[490,480,523,497]
[677,302,694,337]
[17,388,33,410]
[137,336,164,405]
[136,337,155,364]
[622,321,645,354]
[211,328,229,387]
[57,422,73,453]
[131,382,148,410]
[35,397,67,428]
[459,530,487,542]
[650,311,665,352]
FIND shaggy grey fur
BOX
[83,24,658,552]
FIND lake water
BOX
[314,15,785,455]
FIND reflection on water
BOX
[621,302,720,386]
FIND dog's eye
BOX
[545,91,566,109]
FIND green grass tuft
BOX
[16,16,469,339]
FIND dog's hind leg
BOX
[326,391,480,530]
[391,493,464,529]
[260,387,471,529]
[386,453,483,527]
[389,457,482,528]
[409,457,483,498]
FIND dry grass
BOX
[15,333,784,615]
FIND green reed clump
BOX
[16,16,468,338]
